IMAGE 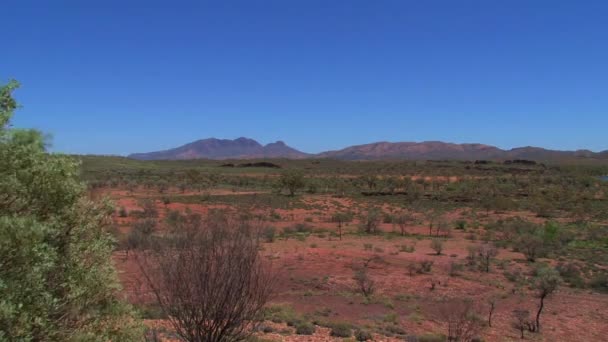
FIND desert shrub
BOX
[556,262,585,288]
[0,81,141,339]
[430,239,443,255]
[329,323,352,337]
[363,243,373,251]
[455,220,467,230]
[418,260,434,273]
[310,243,318,248]
[417,333,446,342]
[263,226,276,243]
[294,223,313,234]
[295,322,315,335]
[359,207,382,234]
[258,324,275,334]
[355,329,373,341]
[353,265,375,298]
[133,217,157,235]
[439,300,484,342]
[384,324,407,335]
[399,244,415,253]
[282,226,294,237]
[589,272,608,292]
[407,263,418,276]
[262,305,300,325]
[118,206,128,217]
[374,247,385,253]
[449,261,465,277]
[135,211,275,342]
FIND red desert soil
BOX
[110,190,608,341]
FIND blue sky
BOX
[2,0,607,155]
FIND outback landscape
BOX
[83,147,608,341]
[3,2,608,341]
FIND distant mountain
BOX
[128,137,310,160]
[129,138,608,161]
[318,141,608,161]
[317,141,503,160]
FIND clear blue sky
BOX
[2,0,607,155]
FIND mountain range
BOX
[128,137,608,161]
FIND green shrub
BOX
[355,329,373,341]
[295,322,315,335]
[329,323,352,337]
[384,324,406,335]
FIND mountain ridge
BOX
[128,138,608,161]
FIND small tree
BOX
[353,267,375,299]
[478,243,498,272]
[359,207,381,234]
[395,212,414,236]
[533,267,561,332]
[431,238,444,255]
[518,234,545,262]
[279,170,305,196]
[331,212,353,240]
[487,295,499,327]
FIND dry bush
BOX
[512,309,532,339]
[136,210,275,342]
[439,299,484,342]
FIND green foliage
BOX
[279,170,306,196]
[329,322,352,337]
[355,329,373,341]
[295,322,315,335]
[0,81,141,340]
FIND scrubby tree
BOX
[353,262,375,299]
[478,243,499,272]
[533,267,561,332]
[279,170,305,196]
[331,211,353,240]
[395,212,414,236]
[359,207,382,234]
[0,80,140,339]
[518,234,545,262]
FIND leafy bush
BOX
[295,322,315,335]
[329,323,352,337]
[355,329,373,341]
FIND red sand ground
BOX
[107,188,608,341]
